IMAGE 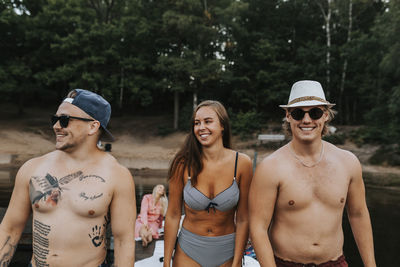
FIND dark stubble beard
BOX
[55,134,78,151]
[56,142,75,151]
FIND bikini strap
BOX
[234,151,239,179]
[187,164,191,179]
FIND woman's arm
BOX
[163,165,184,267]
[139,195,150,226]
[232,153,253,267]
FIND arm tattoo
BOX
[0,236,17,267]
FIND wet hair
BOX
[168,100,232,186]
[152,184,168,216]
[282,106,336,137]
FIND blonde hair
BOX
[282,106,336,137]
[153,184,168,216]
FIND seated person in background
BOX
[135,184,168,247]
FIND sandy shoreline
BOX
[0,121,258,170]
[1,110,399,178]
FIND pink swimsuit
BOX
[135,194,163,239]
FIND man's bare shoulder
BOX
[23,150,57,164]
[238,151,252,165]
[258,145,289,170]
[325,141,360,165]
[104,153,134,182]
[16,151,58,176]
[254,145,289,186]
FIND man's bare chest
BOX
[29,170,112,217]
[277,165,350,210]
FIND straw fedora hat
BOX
[279,80,335,108]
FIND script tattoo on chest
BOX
[32,219,51,267]
[80,192,104,201]
[79,174,106,183]
[29,171,106,205]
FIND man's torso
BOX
[270,142,353,264]
[28,152,116,267]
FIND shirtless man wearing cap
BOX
[0,89,136,266]
[249,81,376,267]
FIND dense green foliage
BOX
[0,0,398,147]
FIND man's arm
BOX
[248,156,279,267]
[0,160,33,265]
[163,164,184,267]
[232,153,253,267]
[346,153,376,267]
[110,165,136,266]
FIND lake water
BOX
[0,167,399,266]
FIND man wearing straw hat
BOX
[249,81,376,266]
[0,89,136,266]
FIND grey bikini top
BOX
[183,152,239,212]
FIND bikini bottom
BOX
[177,227,235,267]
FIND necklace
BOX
[289,142,324,168]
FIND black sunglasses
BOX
[51,115,94,128]
[290,107,324,121]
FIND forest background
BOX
[1,0,399,165]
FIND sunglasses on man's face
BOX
[51,115,94,128]
[289,107,325,121]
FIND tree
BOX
[156,0,235,129]
[0,1,34,114]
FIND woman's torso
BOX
[182,151,240,236]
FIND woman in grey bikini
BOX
[164,100,253,267]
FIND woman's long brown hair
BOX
[168,100,232,186]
